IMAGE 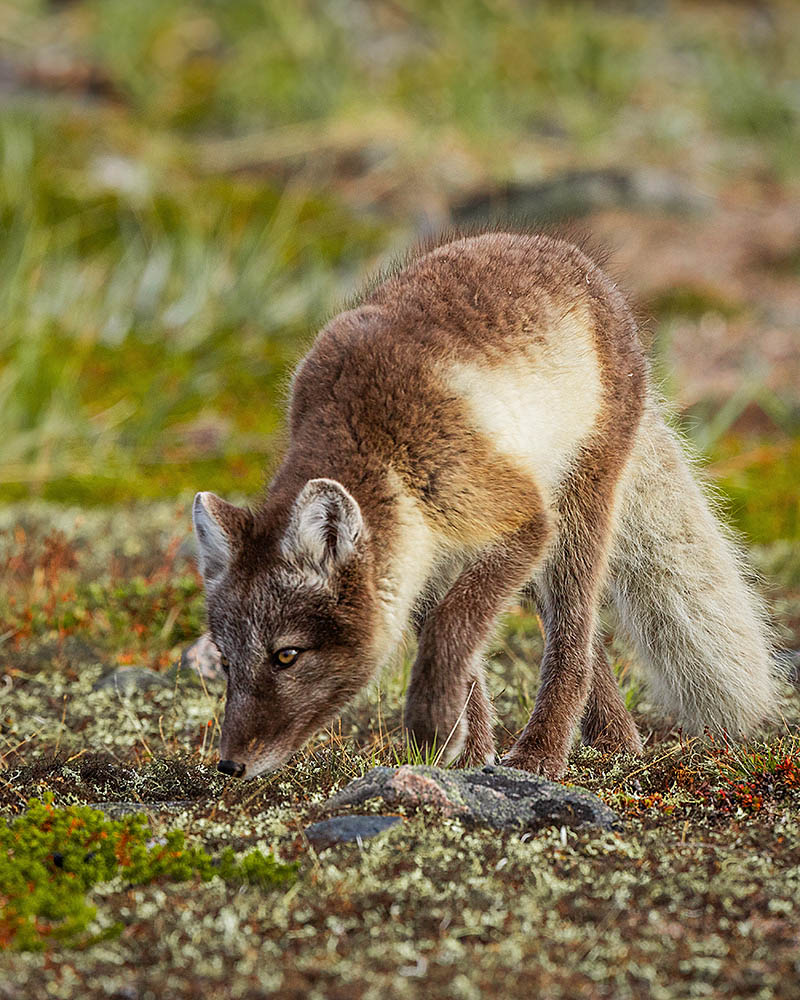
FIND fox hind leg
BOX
[581,640,642,754]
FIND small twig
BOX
[159,605,180,642]
[113,688,154,759]
[614,737,699,790]
[1,730,41,762]
[434,681,477,768]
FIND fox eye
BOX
[273,647,300,669]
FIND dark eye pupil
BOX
[274,648,299,667]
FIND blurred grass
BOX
[0,0,799,538]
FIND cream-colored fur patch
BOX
[373,472,439,658]
[446,306,603,499]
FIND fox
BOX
[192,231,778,781]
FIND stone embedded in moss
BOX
[305,814,403,849]
[324,765,621,832]
[91,667,171,694]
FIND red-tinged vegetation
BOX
[0,522,204,669]
[603,733,800,823]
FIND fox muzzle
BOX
[217,759,245,778]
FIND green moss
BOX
[0,795,296,951]
[648,284,742,321]
[711,435,800,543]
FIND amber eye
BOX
[219,655,230,675]
[273,647,300,669]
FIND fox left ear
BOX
[282,478,364,577]
[192,492,250,587]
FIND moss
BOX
[648,285,743,321]
[711,435,800,543]
[0,795,296,951]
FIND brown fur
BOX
[194,232,650,780]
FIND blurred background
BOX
[0,0,798,538]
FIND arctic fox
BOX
[193,232,777,780]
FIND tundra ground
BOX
[1,501,799,998]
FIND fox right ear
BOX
[281,478,364,581]
[192,492,250,587]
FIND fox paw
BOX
[581,713,643,755]
[500,745,568,780]
[457,740,497,769]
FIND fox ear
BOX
[282,478,364,577]
[192,492,250,586]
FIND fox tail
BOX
[608,401,780,736]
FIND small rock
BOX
[324,765,619,833]
[305,815,403,850]
[92,667,170,695]
[90,800,194,819]
[165,658,204,690]
[111,985,139,1000]
[176,533,198,565]
[452,167,709,227]
[180,633,224,681]
[11,636,105,673]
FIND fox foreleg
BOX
[404,517,549,766]
[503,452,625,778]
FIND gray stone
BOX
[90,800,194,818]
[324,765,619,833]
[452,167,709,228]
[164,659,203,690]
[12,636,105,673]
[305,815,403,850]
[91,667,170,694]
[179,633,224,681]
[176,533,198,564]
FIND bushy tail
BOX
[608,401,779,736]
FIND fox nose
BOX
[217,759,245,778]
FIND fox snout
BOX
[217,685,304,778]
[218,717,293,779]
[217,759,245,777]
[216,740,293,780]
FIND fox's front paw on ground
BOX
[501,740,570,780]
[403,692,468,763]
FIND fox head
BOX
[192,479,379,778]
